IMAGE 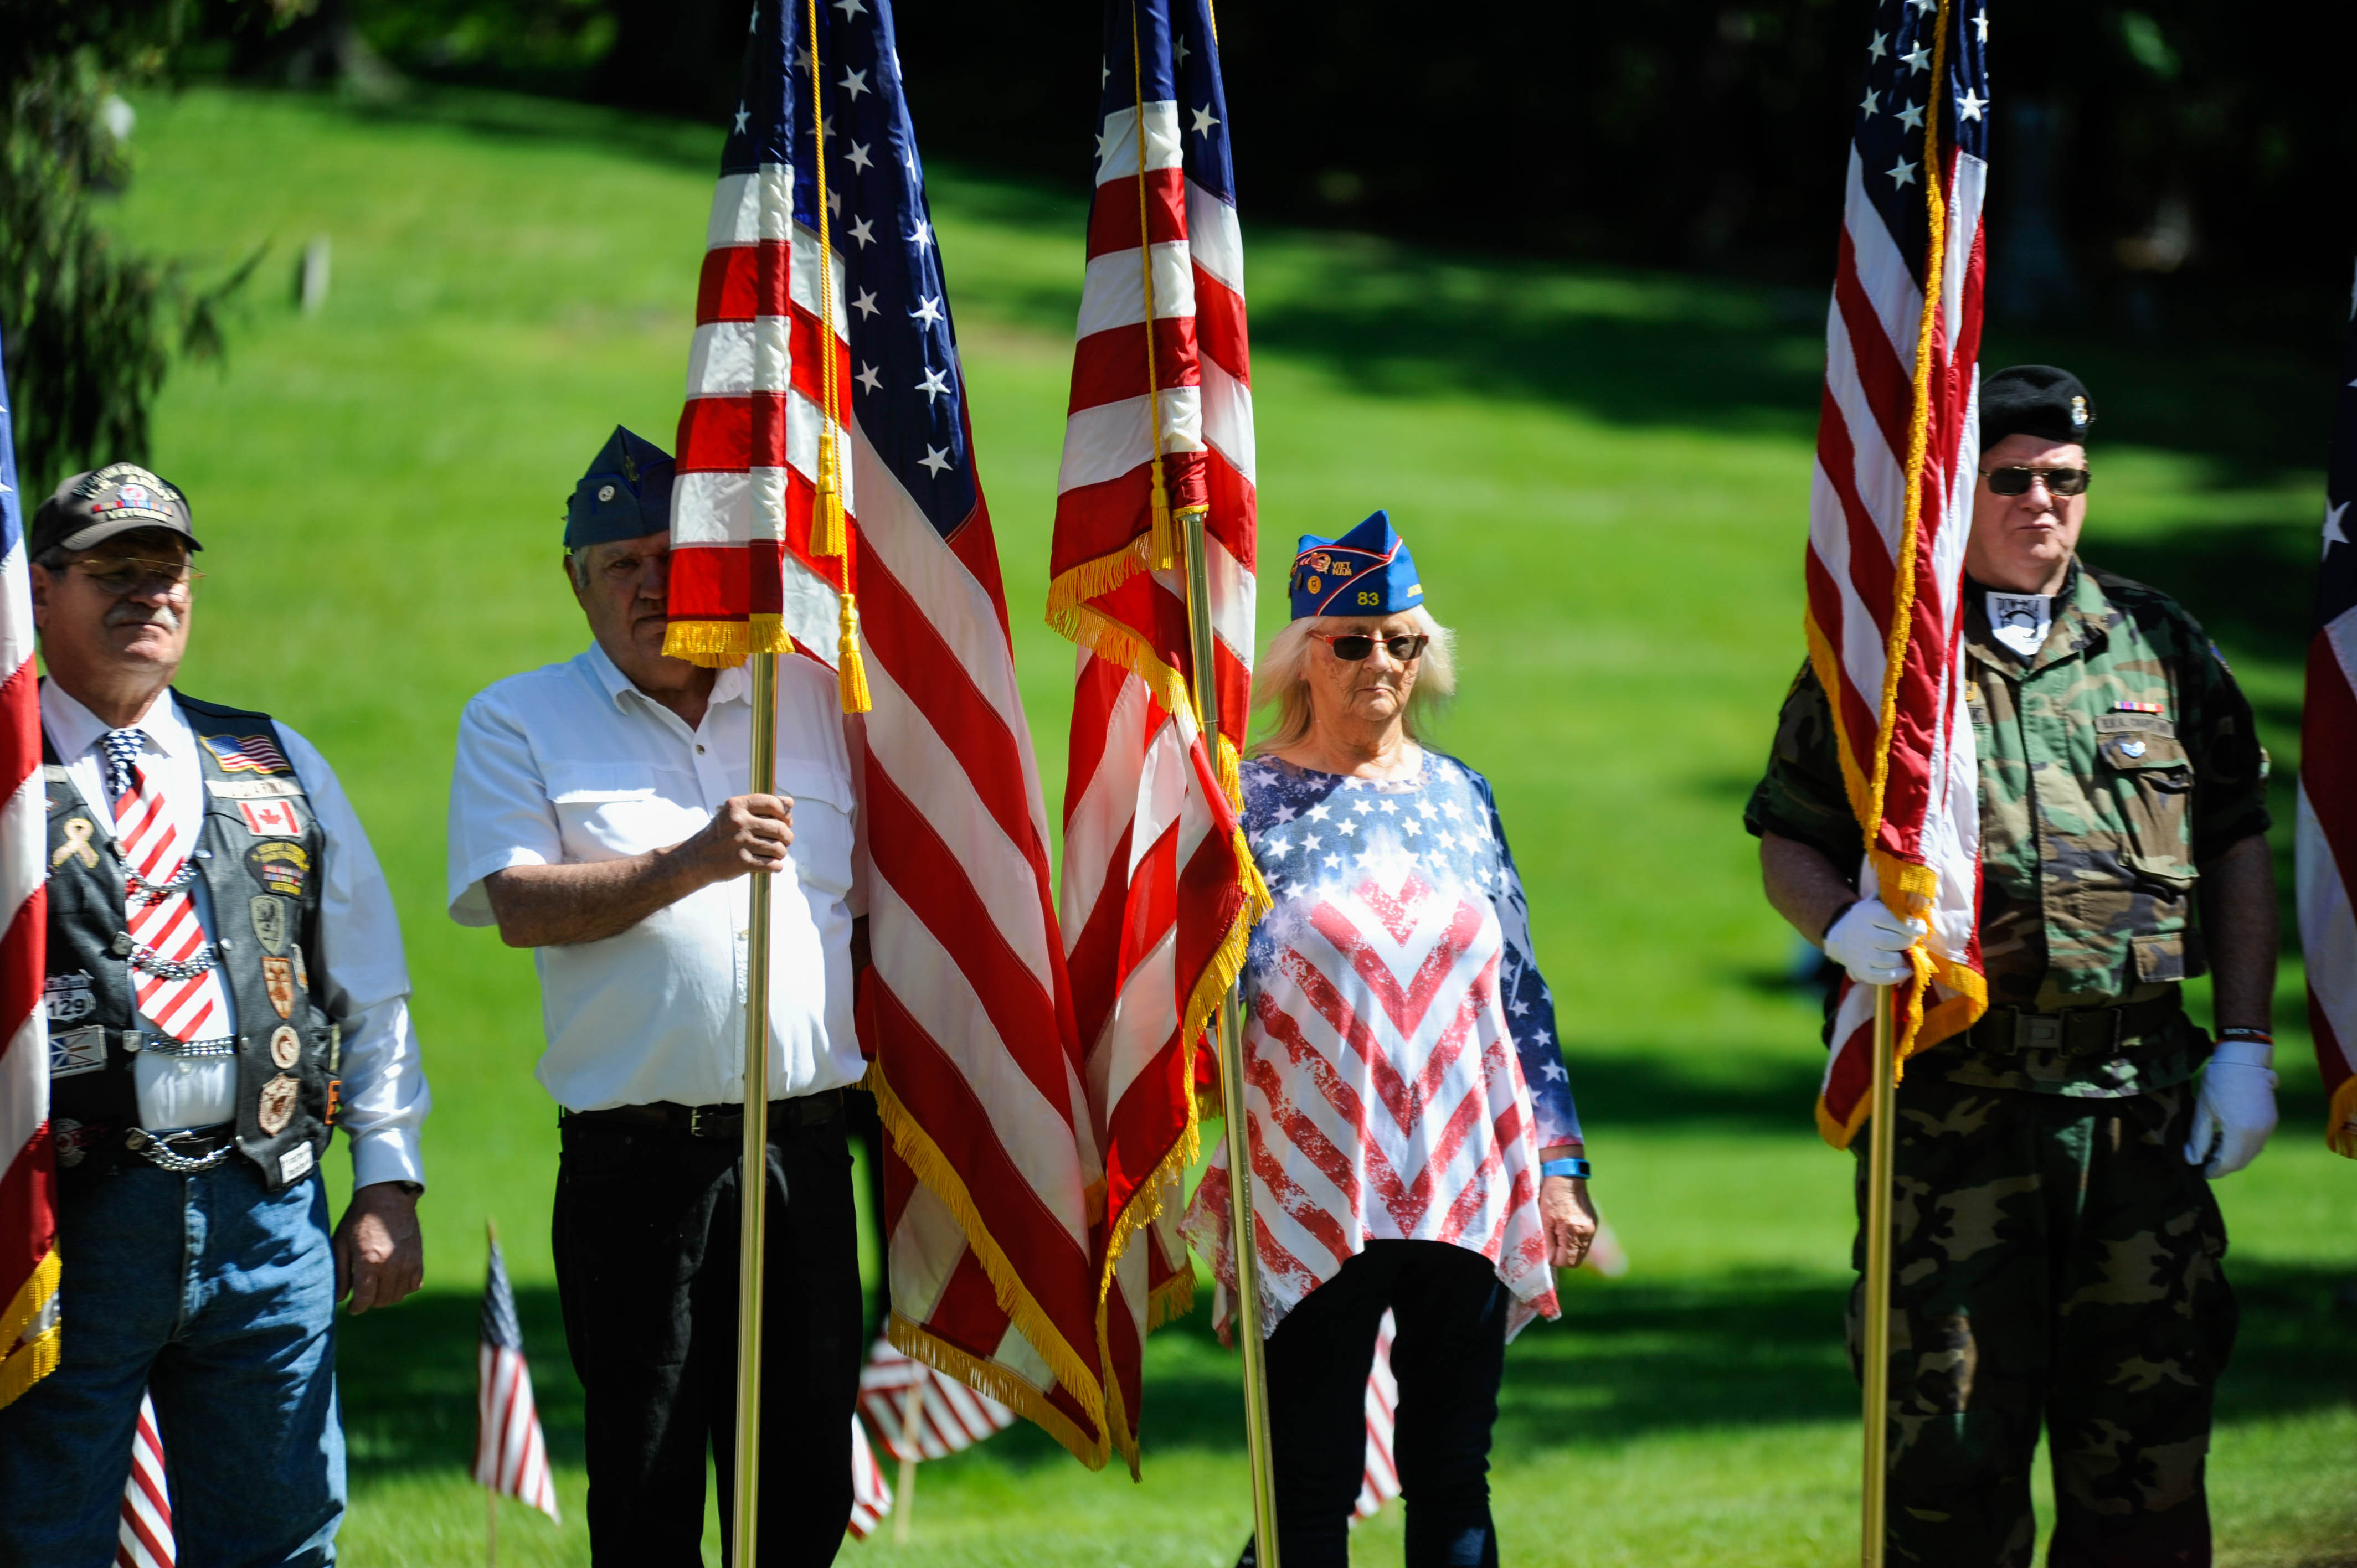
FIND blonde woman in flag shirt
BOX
[1183,512,1593,1568]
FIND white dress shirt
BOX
[445,642,863,1112]
[40,680,431,1189]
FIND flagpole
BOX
[731,651,779,1568]
[1859,982,1898,1568]
[1182,510,1281,1567]
[484,1215,501,1568]
[892,1381,923,1545]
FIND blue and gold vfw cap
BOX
[564,425,675,548]
[1288,510,1424,620]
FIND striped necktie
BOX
[102,728,231,1044]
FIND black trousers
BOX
[1245,1240,1510,1568]
[552,1097,863,1567]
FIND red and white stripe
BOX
[1184,874,1559,1339]
[474,1340,559,1523]
[114,762,229,1043]
[847,1411,893,1539]
[857,1336,1014,1461]
[2303,590,2357,1155]
[1351,1311,1401,1523]
[668,167,858,649]
[116,1391,173,1568]
[0,470,54,1410]
[1806,104,1989,1148]
[1051,20,1263,1472]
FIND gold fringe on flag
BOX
[837,592,872,714]
[663,614,792,669]
[0,1244,61,1410]
[865,1060,1111,1469]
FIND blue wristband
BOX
[1540,1157,1591,1181]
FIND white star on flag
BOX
[908,218,933,251]
[1888,157,1919,187]
[840,66,869,99]
[1898,100,1926,131]
[1957,89,1987,121]
[2325,500,2350,557]
[919,445,952,477]
[1903,43,1931,71]
[848,216,876,249]
[910,295,944,325]
[1191,105,1219,137]
[1860,88,1880,116]
[852,286,879,317]
[856,363,883,394]
[847,140,873,172]
[915,365,951,402]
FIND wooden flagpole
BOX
[730,653,779,1568]
[892,1381,923,1544]
[1183,511,1280,1567]
[1859,983,1898,1568]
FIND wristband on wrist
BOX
[1820,899,1861,942]
[1540,1157,1591,1181]
[2216,1028,2274,1043]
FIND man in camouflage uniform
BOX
[1746,365,2281,1567]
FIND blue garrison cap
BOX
[1288,510,1424,620]
[564,425,675,548]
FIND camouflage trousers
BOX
[1847,1074,2236,1568]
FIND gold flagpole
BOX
[1182,511,1280,1567]
[731,652,779,1568]
[892,1381,923,1545]
[1859,982,1898,1568]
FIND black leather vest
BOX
[44,693,338,1192]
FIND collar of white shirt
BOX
[583,638,750,725]
[40,679,196,790]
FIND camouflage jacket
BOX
[1746,560,2271,1095]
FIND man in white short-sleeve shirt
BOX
[445,427,863,1565]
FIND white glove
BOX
[2185,1038,2277,1178]
[1821,900,1927,988]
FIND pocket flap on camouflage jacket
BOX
[2132,931,2206,982]
[2099,732,2189,771]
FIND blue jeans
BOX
[0,1158,344,1568]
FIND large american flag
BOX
[2302,272,2357,1158]
[0,329,55,1411]
[1049,0,1265,1470]
[474,1233,559,1524]
[1805,0,1990,1145]
[668,0,1111,1463]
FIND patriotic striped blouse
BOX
[1186,751,1578,1337]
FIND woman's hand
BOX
[1540,1175,1598,1269]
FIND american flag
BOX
[1805,0,1990,1144]
[856,1336,1013,1462]
[117,1391,173,1568]
[474,1233,559,1524]
[195,733,292,776]
[1350,1312,1401,1523]
[846,1412,893,1540]
[0,328,55,1411]
[1049,0,1265,1469]
[2302,269,2357,1158]
[670,0,1111,1463]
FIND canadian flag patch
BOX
[238,799,302,837]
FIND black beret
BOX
[1980,364,2094,452]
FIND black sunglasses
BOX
[1982,465,2091,498]
[1309,631,1429,662]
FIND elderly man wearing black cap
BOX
[0,465,431,1566]
[445,428,865,1562]
[1748,368,2278,1565]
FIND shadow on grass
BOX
[337,1259,2357,1481]
[238,84,2341,476]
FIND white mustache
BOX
[105,605,178,632]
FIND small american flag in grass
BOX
[474,1231,559,1524]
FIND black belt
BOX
[561,1090,843,1142]
[123,1122,238,1173]
[1964,997,2182,1057]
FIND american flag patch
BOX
[200,733,292,775]
[2112,700,2165,715]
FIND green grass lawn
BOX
[85,80,2357,1565]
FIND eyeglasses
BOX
[68,556,203,599]
[1309,631,1429,662]
[1980,466,2091,498]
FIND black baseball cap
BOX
[29,464,202,559]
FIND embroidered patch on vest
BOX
[49,1025,105,1078]
[237,800,302,837]
[257,1072,301,1135]
[269,1024,301,1069]
[245,842,310,899]
[208,777,303,801]
[45,971,96,1023]
[200,734,293,775]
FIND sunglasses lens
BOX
[2046,468,2090,496]
[1330,636,1375,660]
[1385,636,1428,661]
[1988,468,2033,496]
